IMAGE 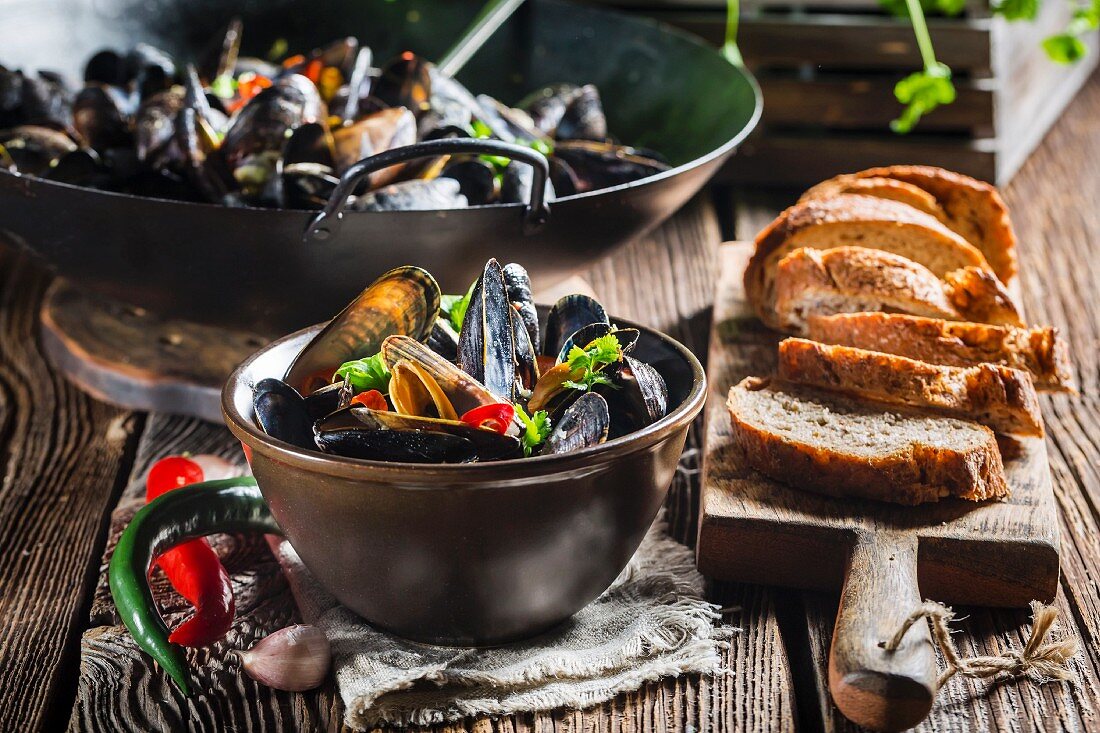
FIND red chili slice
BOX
[460,403,515,434]
[351,389,388,411]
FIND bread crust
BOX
[746,195,992,324]
[855,165,1018,283]
[777,338,1044,436]
[800,175,947,221]
[726,377,1010,505]
[943,267,1023,327]
[806,312,1075,392]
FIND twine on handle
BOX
[884,600,1078,689]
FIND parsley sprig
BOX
[890,0,957,134]
[334,352,390,392]
[515,404,551,457]
[562,334,623,392]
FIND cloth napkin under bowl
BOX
[269,515,735,729]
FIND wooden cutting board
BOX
[697,242,1060,732]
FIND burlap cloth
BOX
[269,515,735,729]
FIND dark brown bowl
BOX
[223,315,705,645]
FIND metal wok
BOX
[0,0,760,336]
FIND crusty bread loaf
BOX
[800,175,947,221]
[726,376,1010,505]
[806,312,1075,392]
[777,338,1044,436]
[746,195,993,324]
[943,267,1023,327]
[852,166,1018,284]
[769,247,1021,333]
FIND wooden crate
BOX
[593,0,1099,185]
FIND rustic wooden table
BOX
[2,73,1099,733]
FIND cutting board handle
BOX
[828,532,937,732]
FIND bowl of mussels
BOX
[221,258,705,644]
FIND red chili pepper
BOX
[145,456,236,647]
[304,58,324,84]
[460,403,515,434]
[350,389,388,411]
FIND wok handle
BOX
[303,138,551,244]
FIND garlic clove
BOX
[235,624,331,691]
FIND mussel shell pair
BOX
[284,266,441,395]
[314,405,521,463]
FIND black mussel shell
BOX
[556,323,639,364]
[517,83,580,136]
[303,379,354,421]
[254,377,315,449]
[371,52,432,118]
[72,85,132,151]
[426,317,460,361]
[551,140,669,194]
[441,158,497,205]
[542,391,610,455]
[543,294,608,358]
[596,356,669,439]
[458,258,517,401]
[500,161,556,205]
[315,428,477,463]
[351,178,468,212]
[511,308,540,397]
[555,85,607,142]
[502,263,539,350]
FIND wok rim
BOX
[0,5,762,216]
[222,311,707,484]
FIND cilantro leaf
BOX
[334,352,390,393]
[564,334,623,392]
[514,404,551,457]
[441,279,477,333]
[891,62,956,133]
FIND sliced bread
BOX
[806,312,1075,392]
[769,246,1022,333]
[800,175,947,221]
[746,194,993,323]
[777,337,1044,436]
[726,376,1009,505]
[853,166,1018,283]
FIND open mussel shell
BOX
[542,392,610,455]
[502,263,539,350]
[597,355,669,439]
[382,335,496,416]
[303,379,354,421]
[285,266,440,395]
[315,406,521,462]
[458,258,518,401]
[543,294,609,358]
[254,377,315,450]
[551,140,669,194]
[389,359,459,421]
[556,323,640,364]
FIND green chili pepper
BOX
[108,477,282,695]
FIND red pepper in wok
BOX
[144,456,235,647]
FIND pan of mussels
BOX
[220,258,705,643]
[0,0,760,335]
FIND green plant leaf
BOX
[514,404,551,457]
[991,0,1039,20]
[891,62,956,133]
[441,279,478,333]
[1043,33,1088,63]
[334,352,391,393]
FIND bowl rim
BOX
[222,311,707,483]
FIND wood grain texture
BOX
[0,247,141,733]
[65,195,797,732]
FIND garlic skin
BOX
[235,625,331,691]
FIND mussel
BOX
[543,294,609,359]
[458,259,517,400]
[303,378,354,420]
[351,178,468,212]
[284,266,440,394]
[254,377,315,449]
[598,355,669,438]
[542,391,610,455]
[382,335,497,417]
[502,263,539,350]
[555,85,607,142]
[551,140,669,193]
[441,159,497,205]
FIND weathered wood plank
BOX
[0,248,141,733]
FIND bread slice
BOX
[777,338,1044,436]
[770,246,1022,333]
[726,376,1009,505]
[943,267,1023,327]
[852,166,1018,284]
[800,175,947,221]
[806,312,1075,392]
[746,195,993,324]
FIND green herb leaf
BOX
[564,334,623,392]
[891,62,956,133]
[514,404,551,457]
[209,74,238,99]
[334,352,391,393]
[991,0,1039,21]
[879,0,965,18]
[1043,33,1088,63]
[442,279,478,333]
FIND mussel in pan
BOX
[542,392,610,455]
[543,294,609,359]
[351,178,468,212]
